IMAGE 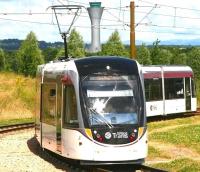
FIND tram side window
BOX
[144,78,163,101]
[165,78,184,99]
[42,84,56,126]
[63,85,79,128]
[191,78,196,97]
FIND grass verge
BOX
[147,114,200,171]
[149,124,200,154]
[0,72,35,120]
[0,118,34,127]
[150,158,200,172]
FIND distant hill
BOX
[0,39,63,51]
[124,39,200,46]
[1,38,200,51]
[159,39,200,46]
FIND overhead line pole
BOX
[130,1,136,59]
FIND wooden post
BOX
[130,1,136,59]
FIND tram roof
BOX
[142,65,193,79]
[142,65,192,72]
[37,56,138,75]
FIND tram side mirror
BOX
[61,75,72,85]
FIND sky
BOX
[0,0,200,44]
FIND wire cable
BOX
[139,0,200,12]
[135,4,158,28]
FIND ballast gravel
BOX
[0,129,69,172]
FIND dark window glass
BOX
[191,78,196,98]
[165,78,184,99]
[144,78,163,101]
[63,85,79,128]
[42,84,56,125]
[50,89,56,97]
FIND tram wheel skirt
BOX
[80,158,145,165]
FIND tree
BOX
[42,47,59,63]
[187,47,200,80]
[17,31,44,77]
[101,30,129,57]
[150,39,160,64]
[172,53,187,65]
[68,28,85,58]
[136,43,151,65]
[4,51,19,72]
[0,48,5,71]
[150,40,172,65]
[156,49,172,65]
[187,47,200,103]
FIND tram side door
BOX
[185,78,191,111]
[56,84,62,153]
[41,83,57,151]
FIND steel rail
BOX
[0,122,35,134]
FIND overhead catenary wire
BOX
[1,0,200,39]
[135,10,200,20]
[0,9,200,31]
[135,4,158,28]
[138,0,200,12]
[1,9,200,21]
[62,0,88,6]
[1,16,200,36]
[0,11,131,24]
[1,0,200,16]
[0,9,200,32]
[1,8,200,27]
[1,0,200,22]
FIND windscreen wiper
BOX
[89,108,113,128]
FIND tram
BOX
[35,56,147,165]
[142,65,197,117]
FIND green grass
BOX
[148,145,170,159]
[150,158,200,172]
[149,124,200,154]
[147,114,200,171]
[148,115,200,132]
[0,118,34,127]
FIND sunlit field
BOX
[0,72,35,123]
[147,114,200,171]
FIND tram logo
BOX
[150,105,157,111]
[105,132,112,139]
[112,132,128,139]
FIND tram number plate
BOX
[112,132,128,139]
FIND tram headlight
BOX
[96,133,104,143]
[129,133,135,142]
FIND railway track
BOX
[0,122,35,134]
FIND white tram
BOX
[142,66,197,117]
[35,56,147,165]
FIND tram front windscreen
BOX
[81,75,142,127]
